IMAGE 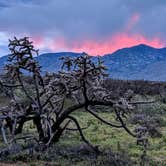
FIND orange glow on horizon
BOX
[45,33,164,56]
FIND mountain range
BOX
[0,44,166,81]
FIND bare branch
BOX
[86,106,122,128]
[67,116,100,153]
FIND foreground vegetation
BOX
[0,94,166,166]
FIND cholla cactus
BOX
[0,37,152,156]
[135,126,149,166]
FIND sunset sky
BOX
[0,0,166,56]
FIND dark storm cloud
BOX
[0,0,166,42]
[124,0,166,40]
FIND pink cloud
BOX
[43,33,164,56]
[126,13,140,31]
[32,36,43,47]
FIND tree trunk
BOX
[33,116,45,141]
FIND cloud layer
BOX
[0,0,166,55]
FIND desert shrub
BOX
[130,114,162,138]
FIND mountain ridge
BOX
[1,44,166,81]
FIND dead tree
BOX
[0,37,152,155]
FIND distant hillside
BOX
[1,44,166,81]
[36,52,81,72]
[103,44,166,81]
[0,52,82,72]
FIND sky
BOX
[0,0,166,56]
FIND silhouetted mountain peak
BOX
[133,43,152,48]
